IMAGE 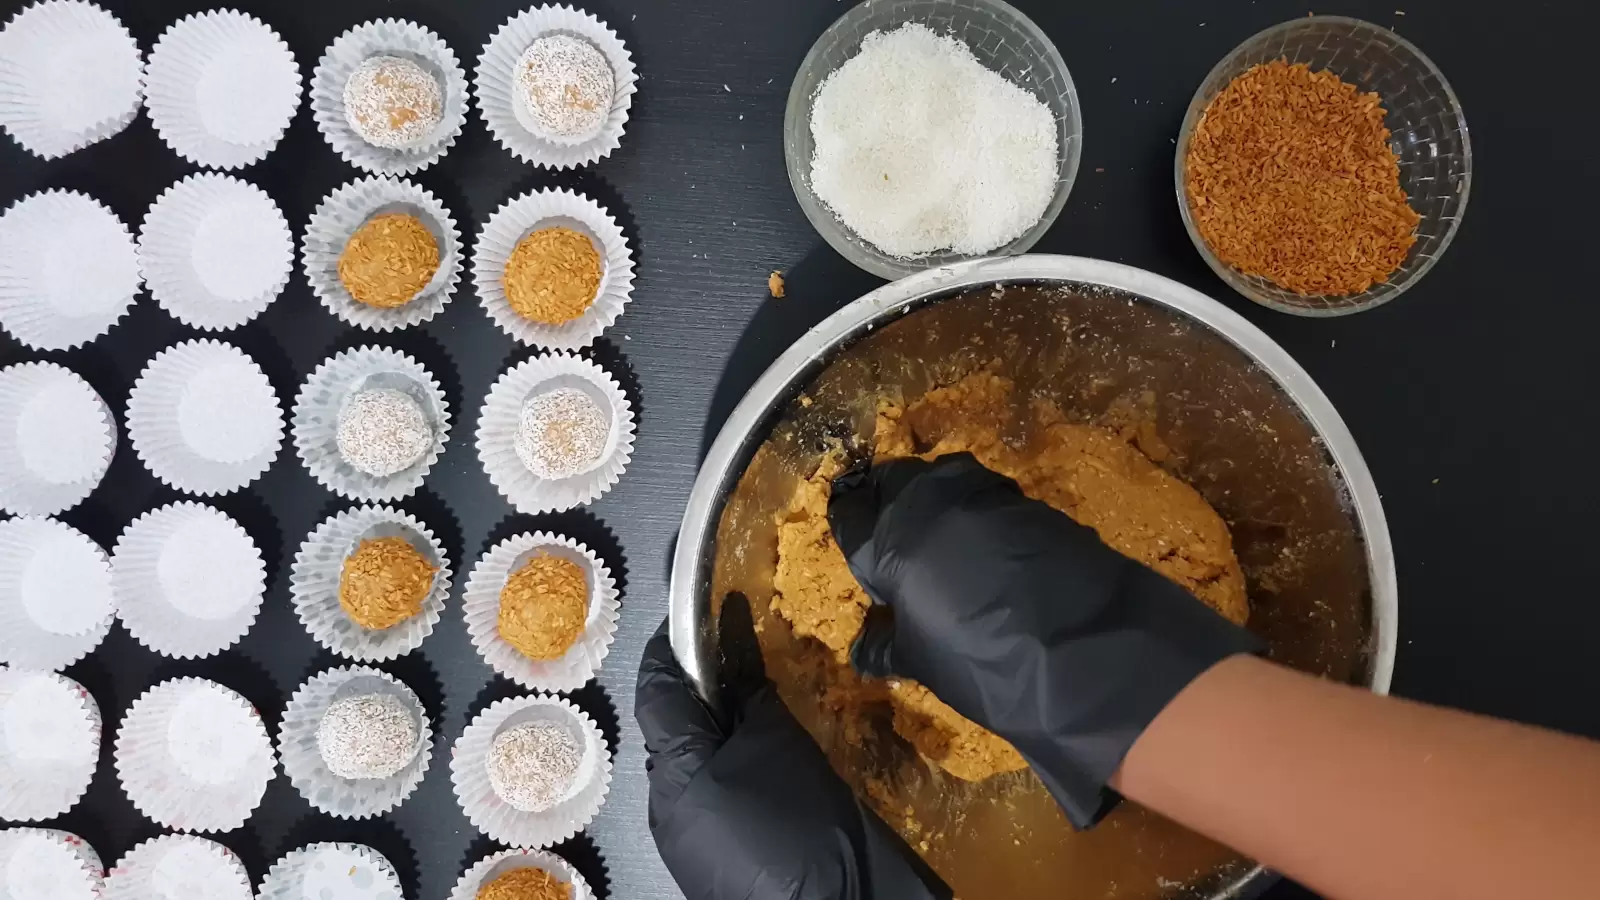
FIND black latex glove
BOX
[829,452,1263,828]
[636,597,951,900]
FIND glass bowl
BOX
[783,0,1082,280]
[1175,16,1471,316]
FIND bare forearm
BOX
[1112,655,1600,900]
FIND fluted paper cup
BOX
[0,517,114,671]
[292,346,450,502]
[104,835,252,900]
[302,176,462,330]
[463,532,619,693]
[450,694,611,848]
[260,842,403,900]
[312,19,468,175]
[127,339,284,496]
[114,677,277,832]
[0,829,103,899]
[139,172,293,330]
[0,189,140,350]
[112,502,266,659]
[278,666,432,819]
[449,848,592,900]
[290,505,452,661]
[0,0,143,160]
[145,9,301,169]
[474,4,635,168]
[0,669,100,822]
[0,361,116,517]
[471,188,634,350]
[476,353,635,514]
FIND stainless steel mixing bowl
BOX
[669,255,1398,900]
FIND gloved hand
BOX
[828,452,1263,828]
[636,596,950,900]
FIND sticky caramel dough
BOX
[772,372,1248,781]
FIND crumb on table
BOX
[768,270,785,298]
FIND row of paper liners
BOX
[1,665,612,847]
[0,343,636,516]
[0,827,596,900]
[0,178,636,352]
[0,499,621,679]
[0,2,636,171]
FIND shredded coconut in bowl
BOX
[807,23,1058,259]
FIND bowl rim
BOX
[1173,14,1473,317]
[783,0,1084,280]
[669,255,1399,898]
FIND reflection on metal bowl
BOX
[669,255,1397,900]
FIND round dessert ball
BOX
[486,720,583,812]
[497,553,589,662]
[317,693,420,780]
[512,34,614,142]
[338,536,437,630]
[343,55,444,150]
[514,388,609,480]
[336,387,432,477]
[337,213,440,309]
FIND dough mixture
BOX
[772,372,1248,781]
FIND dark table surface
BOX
[2,0,1595,899]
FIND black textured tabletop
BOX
[1,1,1595,899]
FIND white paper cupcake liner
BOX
[471,189,635,350]
[278,666,432,819]
[474,5,636,168]
[111,502,266,659]
[113,677,277,832]
[0,829,103,899]
[145,10,302,169]
[0,669,101,822]
[0,361,116,517]
[312,19,468,176]
[449,848,592,900]
[0,1,144,159]
[290,505,452,661]
[104,834,252,900]
[127,338,285,496]
[302,176,463,330]
[260,842,402,900]
[0,517,114,672]
[292,346,451,502]
[450,694,611,848]
[138,173,293,330]
[464,532,620,693]
[0,189,141,351]
[476,354,635,514]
